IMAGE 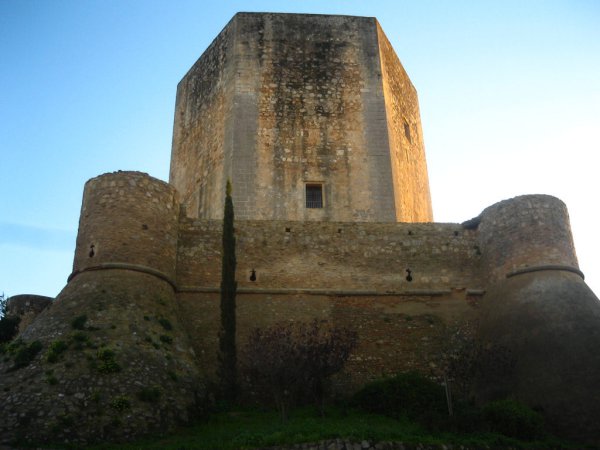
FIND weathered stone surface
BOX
[476,270,600,444]
[0,270,202,445]
[170,13,433,222]
[2,11,598,447]
[5,294,53,333]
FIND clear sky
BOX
[1,0,599,297]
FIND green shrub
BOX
[483,398,545,440]
[71,314,88,330]
[158,318,173,331]
[0,315,20,344]
[70,330,92,350]
[46,373,58,385]
[350,371,447,428]
[91,390,101,403]
[159,334,173,344]
[96,348,121,373]
[448,399,485,433]
[137,386,162,403]
[167,370,178,381]
[12,340,43,369]
[46,340,68,363]
[110,395,131,412]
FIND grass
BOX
[75,406,576,450]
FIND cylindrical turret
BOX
[71,171,180,283]
[478,195,579,283]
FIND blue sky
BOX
[1,0,599,297]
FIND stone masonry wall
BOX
[169,17,236,218]
[73,172,180,281]
[0,270,201,445]
[176,219,483,291]
[177,291,478,390]
[176,217,482,387]
[477,195,579,282]
[241,13,397,222]
[377,23,433,222]
[170,13,433,223]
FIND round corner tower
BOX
[474,194,600,443]
[72,171,180,284]
[169,12,433,222]
[477,194,580,283]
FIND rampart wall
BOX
[176,219,483,291]
[67,171,583,389]
[175,215,483,386]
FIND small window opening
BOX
[142,224,148,230]
[406,268,413,282]
[403,120,412,143]
[337,228,342,234]
[285,227,291,233]
[89,245,95,258]
[249,269,257,282]
[306,184,323,208]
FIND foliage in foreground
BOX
[77,406,577,450]
[351,372,547,441]
[0,293,20,344]
[350,371,448,429]
[243,320,357,421]
[483,398,545,441]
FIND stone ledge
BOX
[67,263,177,290]
[506,264,584,280]
[176,286,459,297]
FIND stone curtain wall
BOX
[169,17,236,219]
[376,23,433,222]
[176,219,483,291]
[177,291,478,389]
[176,217,482,386]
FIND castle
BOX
[2,13,600,445]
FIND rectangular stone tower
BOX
[169,12,433,222]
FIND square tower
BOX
[169,12,433,222]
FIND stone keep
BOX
[170,13,433,222]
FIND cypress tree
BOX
[218,179,237,403]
